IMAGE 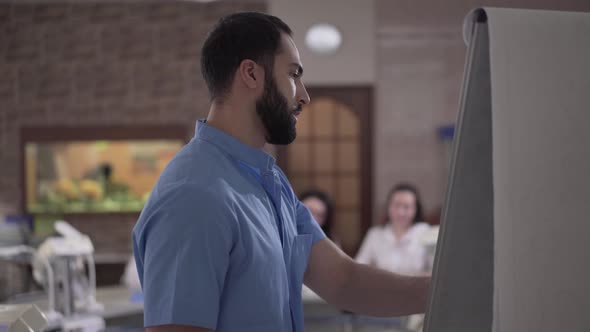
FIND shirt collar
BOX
[384,223,418,245]
[194,119,276,171]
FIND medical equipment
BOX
[0,221,105,331]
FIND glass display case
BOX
[22,126,187,214]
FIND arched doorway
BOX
[280,87,372,256]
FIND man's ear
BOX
[237,59,264,90]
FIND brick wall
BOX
[4,1,590,254]
[374,0,590,219]
[0,1,265,255]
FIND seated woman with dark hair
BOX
[355,182,434,331]
[299,189,340,301]
[299,189,335,241]
[356,182,432,276]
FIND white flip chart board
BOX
[424,7,590,332]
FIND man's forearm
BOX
[334,262,431,317]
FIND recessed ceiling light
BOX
[305,23,342,55]
[183,0,219,3]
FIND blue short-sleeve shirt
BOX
[133,120,325,332]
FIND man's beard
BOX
[256,76,301,145]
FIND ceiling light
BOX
[305,23,342,55]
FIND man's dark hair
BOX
[201,12,292,100]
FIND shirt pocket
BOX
[288,233,313,332]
